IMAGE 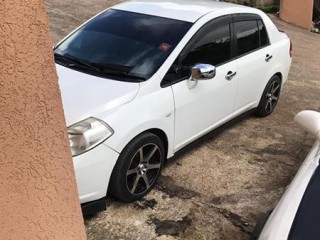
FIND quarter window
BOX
[235,20,260,56]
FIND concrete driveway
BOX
[45,1,320,239]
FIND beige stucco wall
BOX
[0,1,86,239]
[280,0,314,29]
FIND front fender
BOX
[96,86,175,158]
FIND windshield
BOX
[54,9,192,82]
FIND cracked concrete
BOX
[45,1,320,239]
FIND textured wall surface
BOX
[0,1,86,239]
[280,0,313,29]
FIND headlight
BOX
[68,117,114,157]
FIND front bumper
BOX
[73,143,119,204]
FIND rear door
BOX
[232,14,273,111]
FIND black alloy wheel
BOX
[126,143,162,195]
[108,132,164,202]
[256,75,282,117]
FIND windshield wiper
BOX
[91,63,146,82]
[100,69,146,82]
[54,53,146,82]
[54,53,101,72]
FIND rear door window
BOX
[234,20,260,56]
[234,18,270,57]
[258,20,269,47]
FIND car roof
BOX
[113,0,253,23]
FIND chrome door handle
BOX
[265,54,273,62]
[225,71,237,81]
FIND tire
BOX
[256,75,282,117]
[108,132,165,202]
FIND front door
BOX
[164,16,238,151]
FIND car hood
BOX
[56,64,140,126]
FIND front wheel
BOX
[108,132,165,202]
[256,75,282,117]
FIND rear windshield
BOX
[54,9,192,81]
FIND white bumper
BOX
[73,143,119,204]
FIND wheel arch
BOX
[256,68,284,105]
[255,72,283,117]
[274,72,283,84]
[104,121,174,159]
[143,128,169,160]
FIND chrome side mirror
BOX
[191,64,216,81]
[294,110,320,140]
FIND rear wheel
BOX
[108,132,164,202]
[256,75,281,117]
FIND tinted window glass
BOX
[54,9,192,81]
[182,23,231,67]
[162,22,231,86]
[235,20,260,56]
[174,23,231,81]
[258,20,269,47]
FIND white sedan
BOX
[252,111,320,240]
[53,0,292,213]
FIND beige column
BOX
[280,0,314,29]
[0,1,86,239]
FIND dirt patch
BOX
[215,207,253,234]
[133,198,158,210]
[156,175,201,199]
[211,194,239,205]
[149,215,193,237]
